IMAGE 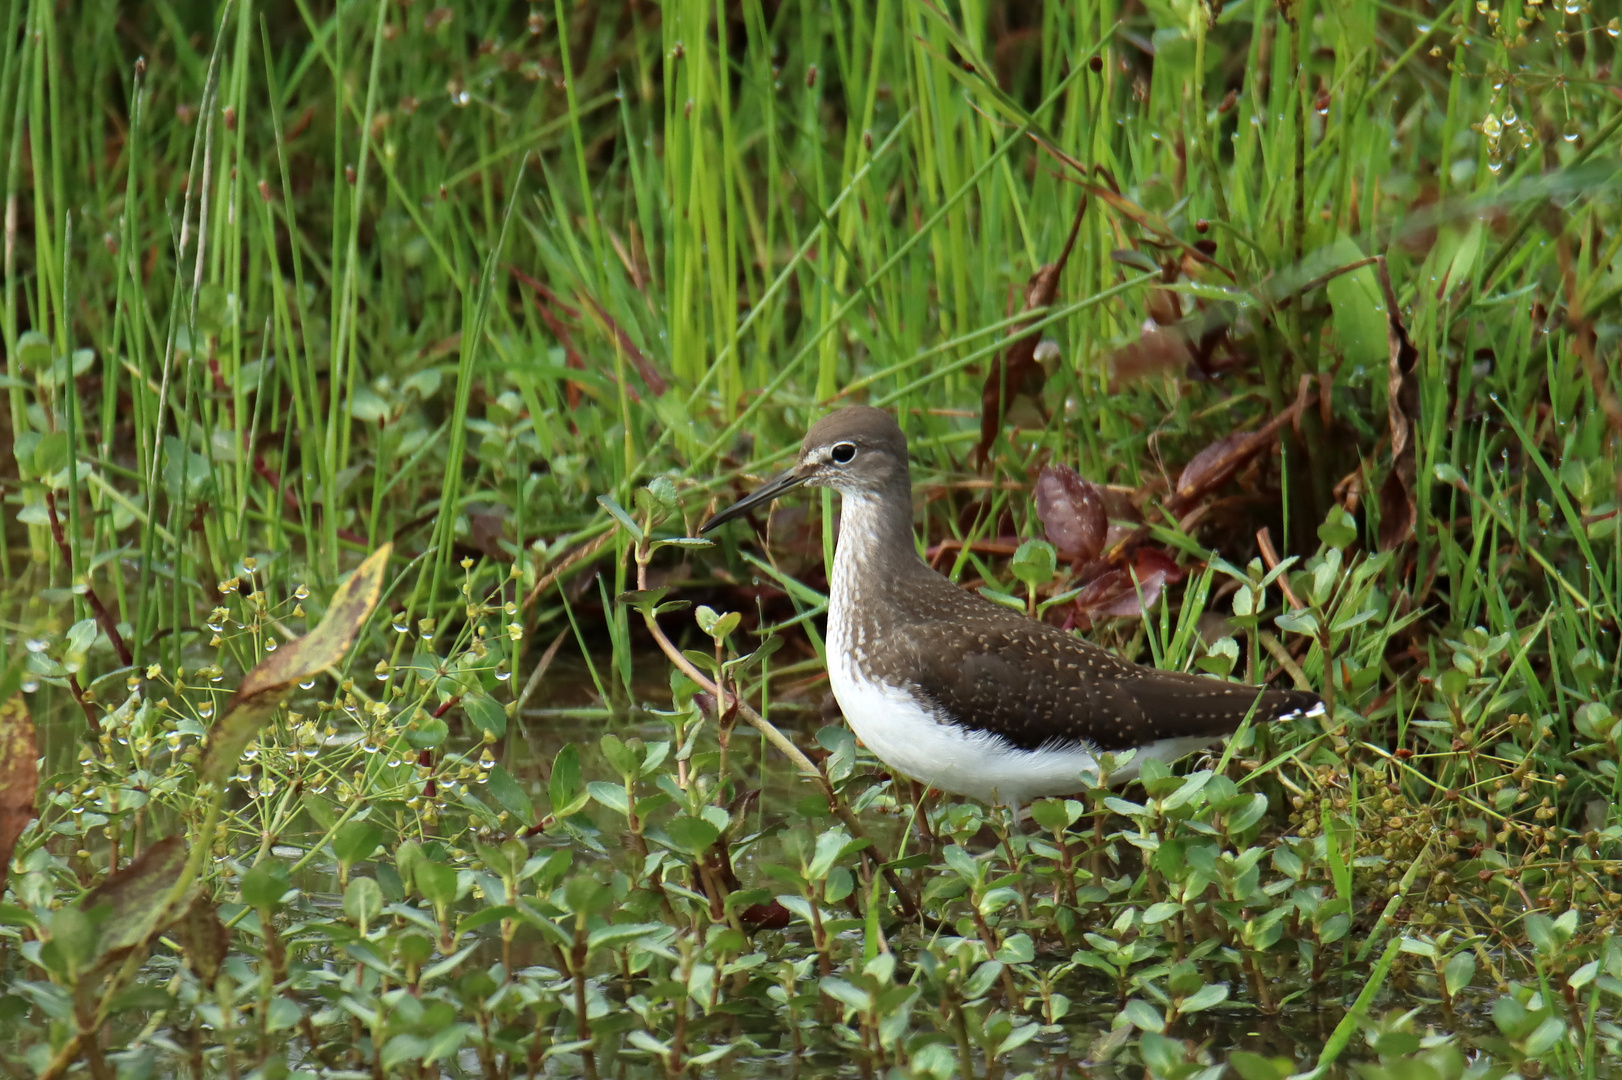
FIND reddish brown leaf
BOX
[466,508,511,562]
[0,691,39,893]
[740,900,792,931]
[1034,464,1106,564]
[1100,486,1143,551]
[575,289,667,397]
[1167,384,1318,517]
[1074,549,1184,619]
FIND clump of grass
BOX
[2,0,1620,1077]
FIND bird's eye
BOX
[830,442,857,464]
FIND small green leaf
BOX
[587,922,667,952]
[962,961,1004,1000]
[1121,998,1164,1033]
[1445,951,1476,996]
[1009,539,1057,589]
[240,859,290,913]
[462,693,507,739]
[549,744,581,816]
[1178,982,1229,1012]
[486,764,533,823]
[1432,462,1467,489]
[333,821,384,866]
[414,860,459,908]
[1275,608,1319,635]
[16,331,52,370]
[343,877,383,930]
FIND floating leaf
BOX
[1034,465,1106,564]
[201,545,391,785]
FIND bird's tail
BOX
[1257,688,1325,722]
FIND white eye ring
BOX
[830,442,857,464]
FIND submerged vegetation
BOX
[2,0,1621,1076]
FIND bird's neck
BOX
[830,481,931,612]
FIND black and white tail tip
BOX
[1277,699,1327,721]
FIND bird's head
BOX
[699,406,910,533]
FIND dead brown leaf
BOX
[0,691,38,893]
[976,197,1088,467]
[173,893,231,984]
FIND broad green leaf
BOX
[486,764,533,823]
[587,922,667,952]
[664,816,720,855]
[462,693,507,739]
[820,976,870,1012]
[549,744,581,816]
[1445,951,1476,996]
[81,836,192,959]
[1321,237,1386,370]
[587,781,630,815]
[415,860,459,908]
[333,821,383,867]
[1121,997,1165,1033]
[343,878,384,931]
[240,858,290,913]
[1179,983,1229,1012]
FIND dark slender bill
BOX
[699,470,807,533]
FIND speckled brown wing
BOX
[900,608,1316,753]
